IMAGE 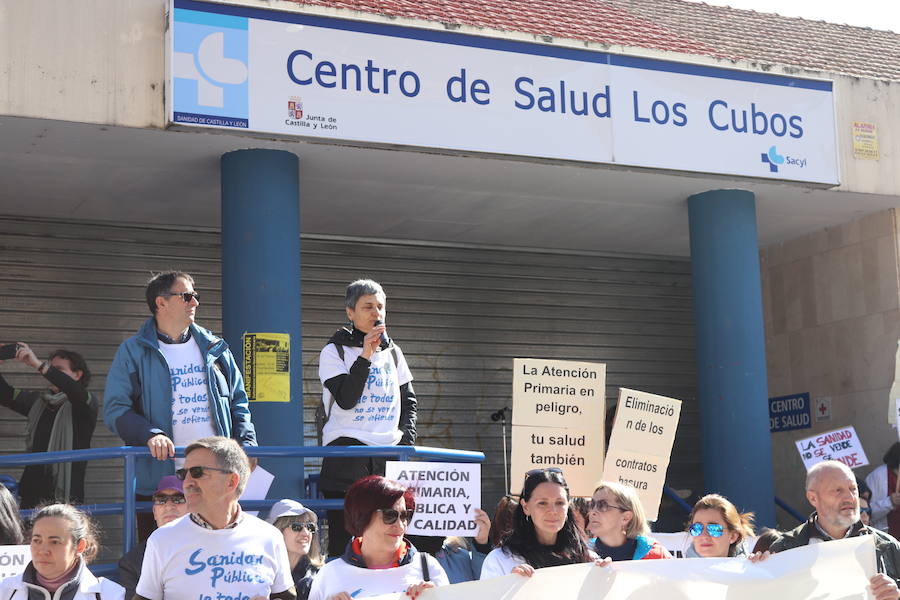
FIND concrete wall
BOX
[0,0,898,195]
[762,208,900,522]
[0,0,166,128]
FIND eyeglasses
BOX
[161,291,200,303]
[290,522,318,534]
[689,523,725,538]
[589,499,629,513]
[152,494,186,505]
[377,508,415,525]
[860,507,872,515]
[175,465,233,480]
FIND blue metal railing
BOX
[0,444,484,577]
[664,484,805,525]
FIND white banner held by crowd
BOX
[367,536,875,600]
[795,425,869,471]
[385,461,480,536]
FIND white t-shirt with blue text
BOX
[159,339,216,464]
[136,513,293,600]
[318,344,412,446]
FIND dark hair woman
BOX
[0,504,123,600]
[308,476,448,600]
[0,485,23,545]
[480,469,593,579]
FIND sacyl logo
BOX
[173,32,248,108]
[761,145,807,173]
[760,145,784,173]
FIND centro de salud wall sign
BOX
[167,0,840,185]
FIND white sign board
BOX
[510,358,606,496]
[795,426,869,471]
[602,388,682,520]
[385,461,480,536]
[169,0,839,184]
[367,536,874,600]
[0,546,30,578]
[512,359,606,428]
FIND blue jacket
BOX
[103,317,257,494]
[434,540,487,584]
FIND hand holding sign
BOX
[385,462,481,537]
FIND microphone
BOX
[491,407,510,422]
[373,319,390,347]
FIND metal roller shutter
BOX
[0,215,699,557]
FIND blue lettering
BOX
[632,91,650,123]
[315,60,337,88]
[671,102,687,127]
[286,50,313,86]
[708,99,728,131]
[185,549,206,576]
[514,77,535,110]
[789,115,804,138]
[399,71,420,97]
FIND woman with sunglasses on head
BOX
[308,476,447,600]
[589,481,671,561]
[480,469,594,580]
[1,503,124,600]
[685,494,755,558]
[267,500,324,600]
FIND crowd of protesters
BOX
[0,275,899,599]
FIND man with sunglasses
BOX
[118,475,189,599]
[103,271,257,539]
[136,437,295,600]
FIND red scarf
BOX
[351,537,409,569]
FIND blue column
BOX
[688,189,775,527]
[221,149,303,500]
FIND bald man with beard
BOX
[770,460,900,600]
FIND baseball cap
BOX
[154,475,184,495]
[267,499,310,524]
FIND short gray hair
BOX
[185,436,251,496]
[806,460,854,491]
[345,279,385,309]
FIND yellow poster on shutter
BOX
[242,333,290,402]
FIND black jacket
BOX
[770,512,900,584]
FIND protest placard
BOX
[385,462,480,536]
[509,425,604,496]
[512,359,606,428]
[367,536,874,600]
[795,425,869,471]
[0,546,30,578]
[602,388,681,520]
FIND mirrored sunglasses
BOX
[152,494,186,505]
[290,522,318,533]
[175,465,232,480]
[377,508,414,525]
[689,522,725,538]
